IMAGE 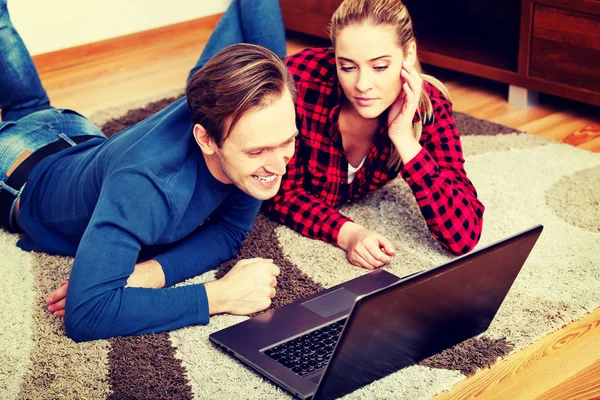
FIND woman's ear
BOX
[193,124,216,155]
[405,41,417,66]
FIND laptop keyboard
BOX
[263,319,347,377]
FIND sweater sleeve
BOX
[64,169,209,342]
[154,190,261,287]
[399,98,485,255]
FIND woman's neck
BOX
[339,101,381,139]
[339,101,383,167]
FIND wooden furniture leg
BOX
[509,85,539,108]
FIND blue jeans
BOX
[0,0,286,231]
[0,1,107,231]
[0,0,49,122]
[187,0,286,81]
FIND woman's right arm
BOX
[264,135,394,269]
[274,49,394,268]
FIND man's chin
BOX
[254,187,280,201]
[244,181,281,200]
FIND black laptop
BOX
[210,225,543,399]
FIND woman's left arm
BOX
[388,63,484,255]
[398,110,484,255]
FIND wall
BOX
[7,0,232,55]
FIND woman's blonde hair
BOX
[330,0,450,169]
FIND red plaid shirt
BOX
[264,48,484,255]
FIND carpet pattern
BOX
[1,94,599,399]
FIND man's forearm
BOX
[126,259,166,289]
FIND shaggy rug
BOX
[2,92,599,399]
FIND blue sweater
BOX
[17,98,261,342]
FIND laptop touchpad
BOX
[301,288,357,318]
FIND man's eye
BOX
[248,150,264,156]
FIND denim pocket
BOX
[55,108,106,139]
[0,121,16,133]
[56,108,88,118]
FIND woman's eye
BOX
[340,66,355,72]
[374,66,388,71]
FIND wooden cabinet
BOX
[279,0,340,39]
[279,0,600,107]
[529,5,600,92]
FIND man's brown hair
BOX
[186,43,296,147]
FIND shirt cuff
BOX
[330,215,354,246]
[399,147,438,191]
[196,284,210,325]
[154,254,176,287]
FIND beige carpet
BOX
[1,95,599,399]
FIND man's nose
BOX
[268,148,288,175]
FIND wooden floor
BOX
[435,308,600,400]
[31,15,600,153]
[31,14,600,400]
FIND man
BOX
[0,0,297,342]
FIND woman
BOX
[264,0,485,269]
[187,0,485,270]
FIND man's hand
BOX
[337,222,395,270]
[46,259,166,318]
[126,259,166,289]
[205,258,280,316]
[47,280,69,317]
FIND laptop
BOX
[210,225,543,399]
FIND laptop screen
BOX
[314,226,543,400]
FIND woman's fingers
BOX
[402,82,413,108]
[401,62,422,105]
[359,249,382,268]
[350,251,374,270]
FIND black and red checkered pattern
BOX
[264,48,484,255]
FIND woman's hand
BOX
[337,222,395,270]
[386,61,423,163]
[387,61,423,141]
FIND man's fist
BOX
[205,258,280,315]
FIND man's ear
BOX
[193,124,217,155]
[405,41,417,67]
